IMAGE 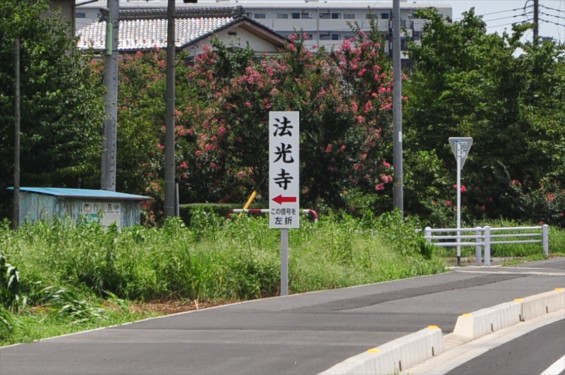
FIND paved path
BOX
[1,258,563,375]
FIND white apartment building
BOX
[76,0,452,55]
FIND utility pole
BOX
[533,0,539,42]
[164,0,176,217]
[392,0,404,216]
[13,38,21,230]
[101,0,119,191]
[164,0,197,217]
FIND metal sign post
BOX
[449,137,473,266]
[280,228,289,296]
[269,111,300,296]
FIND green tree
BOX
[175,33,395,211]
[0,0,105,218]
[114,31,396,219]
[405,8,565,225]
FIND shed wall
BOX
[19,192,142,228]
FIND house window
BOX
[401,38,409,50]
[301,11,313,19]
[254,13,266,19]
[331,33,340,40]
[276,13,288,19]
[320,12,340,20]
[75,12,86,18]
[291,12,300,19]
[343,13,355,19]
[381,12,390,19]
[320,32,331,40]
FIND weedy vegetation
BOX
[0,210,562,346]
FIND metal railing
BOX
[423,225,549,266]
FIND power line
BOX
[484,13,528,23]
[540,10,565,20]
[540,4,565,13]
[540,18,565,27]
[486,21,528,29]
[478,6,531,17]
[437,0,564,41]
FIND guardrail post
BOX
[542,224,549,257]
[425,226,432,244]
[475,226,482,265]
[484,226,491,266]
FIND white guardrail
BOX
[423,225,549,266]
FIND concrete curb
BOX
[452,300,522,340]
[401,310,565,375]
[520,287,565,321]
[319,325,444,375]
[453,287,565,340]
[318,288,564,375]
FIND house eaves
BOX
[186,16,287,50]
[77,6,286,52]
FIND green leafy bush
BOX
[39,286,109,324]
[0,253,20,310]
[0,306,14,339]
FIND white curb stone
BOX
[320,326,444,375]
[452,300,522,340]
[519,288,565,321]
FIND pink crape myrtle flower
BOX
[453,184,467,193]
[380,174,393,184]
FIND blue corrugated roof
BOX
[15,187,151,201]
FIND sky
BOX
[429,0,565,43]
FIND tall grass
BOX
[549,226,565,255]
[0,212,445,305]
[1,211,561,345]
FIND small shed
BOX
[15,187,151,228]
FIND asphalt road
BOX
[0,258,563,375]
[446,319,565,375]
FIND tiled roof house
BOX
[77,7,287,56]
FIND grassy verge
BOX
[0,212,562,346]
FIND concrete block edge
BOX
[453,287,565,340]
[319,325,444,375]
[318,288,564,375]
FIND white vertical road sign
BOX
[269,111,300,229]
[448,137,473,266]
[449,137,473,170]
